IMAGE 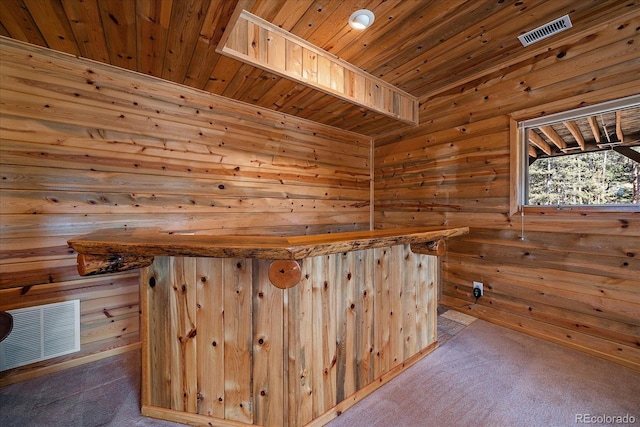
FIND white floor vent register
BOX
[0,300,80,371]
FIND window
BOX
[512,95,640,213]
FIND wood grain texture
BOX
[141,245,438,426]
[77,253,154,276]
[0,0,635,395]
[4,1,633,136]
[252,259,285,426]
[195,257,225,418]
[0,36,369,383]
[67,227,468,263]
[374,6,640,370]
[223,258,253,423]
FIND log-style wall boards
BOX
[0,36,371,385]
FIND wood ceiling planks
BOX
[391,0,558,95]
[1,0,638,137]
[1,0,48,47]
[162,0,210,82]
[527,106,640,159]
[62,0,110,63]
[136,0,172,77]
[98,0,137,70]
[23,0,79,55]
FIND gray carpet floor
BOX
[1,310,638,427]
[327,319,640,427]
[0,346,183,427]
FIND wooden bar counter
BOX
[68,227,468,427]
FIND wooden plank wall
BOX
[374,10,640,370]
[0,37,370,384]
[139,246,437,427]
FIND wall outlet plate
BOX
[473,281,483,296]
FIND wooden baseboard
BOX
[440,295,640,372]
[142,406,251,427]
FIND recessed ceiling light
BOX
[349,9,375,30]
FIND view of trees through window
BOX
[523,98,640,208]
[527,149,640,205]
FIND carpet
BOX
[326,319,640,427]
[0,349,182,427]
[1,317,638,427]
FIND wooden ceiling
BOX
[528,106,640,163]
[0,0,637,137]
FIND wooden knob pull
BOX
[268,260,302,289]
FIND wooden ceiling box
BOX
[217,9,419,125]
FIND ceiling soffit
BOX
[218,9,418,126]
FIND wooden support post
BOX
[268,260,302,289]
[77,253,155,276]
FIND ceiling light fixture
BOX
[349,9,375,30]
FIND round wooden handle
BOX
[268,260,302,289]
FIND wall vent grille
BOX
[518,14,572,47]
[0,300,80,371]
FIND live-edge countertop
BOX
[68,226,469,260]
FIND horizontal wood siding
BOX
[374,10,640,370]
[0,37,370,383]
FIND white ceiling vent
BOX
[518,14,572,47]
[0,300,80,371]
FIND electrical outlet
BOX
[473,281,483,297]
